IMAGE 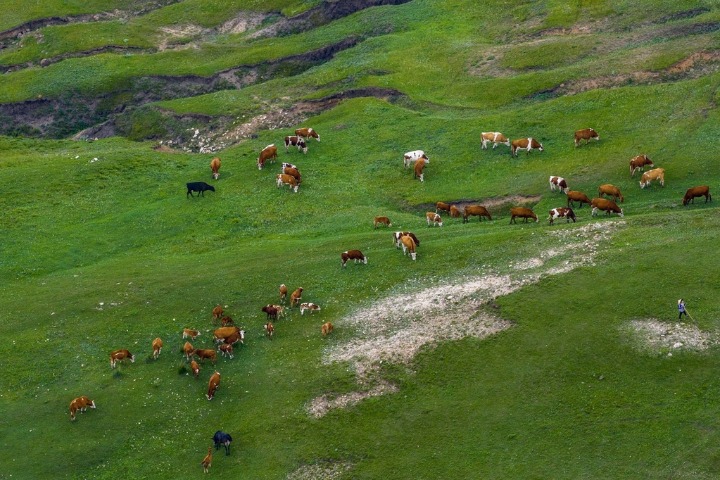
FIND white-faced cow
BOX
[403,150,429,168]
[413,158,426,182]
[110,349,135,368]
[401,234,417,261]
[548,207,576,225]
[574,128,599,147]
[549,176,569,194]
[481,132,510,149]
[69,396,96,421]
[511,138,544,157]
[639,168,665,189]
[210,157,221,180]
[629,154,654,177]
[341,250,367,267]
[284,136,307,154]
[276,173,299,193]
[426,212,443,227]
[295,127,320,142]
[683,185,712,206]
[257,144,277,170]
[207,371,221,400]
[591,198,624,217]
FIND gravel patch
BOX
[626,319,717,355]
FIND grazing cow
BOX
[210,157,221,180]
[219,343,234,359]
[183,341,195,361]
[549,176,569,194]
[511,138,543,157]
[436,202,452,214]
[403,150,429,168]
[276,173,299,193]
[183,328,200,340]
[201,446,212,473]
[69,396,96,421]
[186,182,215,198]
[281,162,298,171]
[548,207,577,225]
[481,131,510,149]
[213,431,233,456]
[463,205,492,223]
[283,166,302,184]
[591,198,624,217]
[683,185,712,206]
[639,168,665,189]
[401,234,417,261]
[566,190,592,208]
[284,135,308,154]
[265,304,285,319]
[223,330,245,346]
[220,316,234,327]
[300,302,321,315]
[574,128,599,147]
[449,205,461,218]
[393,231,420,249]
[190,359,200,378]
[341,250,367,267]
[279,284,288,303]
[509,207,538,224]
[151,337,163,360]
[426,212,443,227]
[290,287,303,307]
[212,305,224,321]
[213,326,241,344]
[264,321,274,338]
[207,371,221,400]
[413,158,426,182]
[598,184,624,203]
[109,349,135,368]
[262,305,279,321]
[630,154,654,176]
[257,144,277,170]
[295,127,320,142]
[194,348,217,364]
[373,216,392,229]
[321,322,334,336]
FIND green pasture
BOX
[1,1,720,478]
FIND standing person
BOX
[678,299,688,320]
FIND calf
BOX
[413,158,426,182]
[300,302,321,315]
[373,216,392,229]
[207,371,221,400]
[481,131,510,149]
[321,322,334,336]
[290,287,303,307]
[639,168,665,189]
[110,349,135,368]
[598,184,624,203]
[549,176,569,194]
[218,343,234,359]
[223,330,245,346]
[262,304,279,321]
[630,154,654,176]
[403,150,429,168]
[212,305,224,321]
[426,212,443,227]
[213,431,233,456]
[194,348,218,364]
[682,185,712,206]
[151,337,163,360]
[591,198,624,217]
[183,328,200,340]
[279,284,288,303]
[183,341,195,361]
[283,166,302,184]
[449,205,461,218]
[69,396,96,421]
[190,359,200,378]
[284,135,308,154]
[436,201,452,214]
[276,173,299,193]
[574,128,599,147]
[257,144,277,170]
[220,316,234,327]
[187,182,215,198]
[341,250,367,267]
[548,207,576,225]
[509,207,538,224]
[201,446,212,473]
[511,138,543,157]
[295,127,320,142]
[210,157,221,180]
[401,234,417,261]
[264,321,274,338]
[393,231,420,249]
[463,205,491,223]
[281,162,298,171]
[566,190,592,208]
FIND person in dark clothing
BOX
[678,299,688,320]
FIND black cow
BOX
[186,182,215,198]
[213,431,232,456]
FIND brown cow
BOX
[511,138,543,157]
[183,328,201,340]
[276,173,299,193]
[213,326,241,344]
[639,168,665,189]
[283,166,302,184]
[183,341,195,360]
[630,154,654,177]
[393,231,420,249]
[436,201,452,214]
[341,250,367,267]
[264,321,274,339]
[463,205,491,223]
[574,128,599,147]
[69,396,96,421]
[683,185,712,206]
[212,305,224,321]
[290,287,303,307]
[413,158,426,182]
[190,359,200,378]
[321,322,334,336]
[152,337,163,360]
[566,190,592,208]
[449,205,461,218]
[548,207,576,225]
[373,216,392,229]
[426,212,443,227]
[207,371,221,400]
[223,331,245,346]
[194,348,217,364]
[295,127,320,142]
[279,284,288,303]
[210,157,221,180]
[201,446,212,473]
[219,343,234,359]
[220,316,234,327]
[401,235,417,261]
[262,304,279,321]
[591,198,624,217]
[110,349,135,368]
[598,184,624,203]
[481,131,510,149]
[284,135,308,153]
[257,144,277,170]
[509,207,538,224]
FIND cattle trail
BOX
[308,221,624,418]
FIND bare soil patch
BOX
[626,319,717,355]
[287,461,353,480]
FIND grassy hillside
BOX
[1,1,720,478]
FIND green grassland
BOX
[1,0,720,478]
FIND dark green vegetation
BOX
[1,1,720,478]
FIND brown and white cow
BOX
[321,322,334,336]
[683,185,712,206]
[629,154,654,177]
[279,284,288,303]
[574,128,599,147]
[639,168,665,189]
[110,349,135,368]
[393,232,420,249]
[276,173,299,193]
[426,212,443,227]
[212,305,224,321]
[462,205,491,223]
[183,328,201,340]
[194,348,217,364]
[295,127,320,142]
[290,287,303,307]
[511,138,543,157]
[220,316,234,327]
[341,250,367,267]
[598,184,624,203]
[591,198,624,217]
[257,144,277,170]
[69,396,96,421]
[213,326,241,344]
[403,150,429,168]
[183,341,195,361]
[373,216,392,229]
[509,207,538,223]
[481,131,510,149]
[218,343,234,359]
[264,321,275,338]
[152,337,163,360]
[548,207,576,225]
[414,158,426,182]
[300,302,321,315]
[283,166,302,184]
[549,176,569,194]
[190,359,200,378]
[262,304,279,321]
[207,371,221,400]
[201,446,213,473]
[223,330,245,346]
[435,201,452,214]
[566,190,592,209]
[401,234,417,261]
[284,135,308,154]
[449,205,461,218]
[210,157,221,180]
